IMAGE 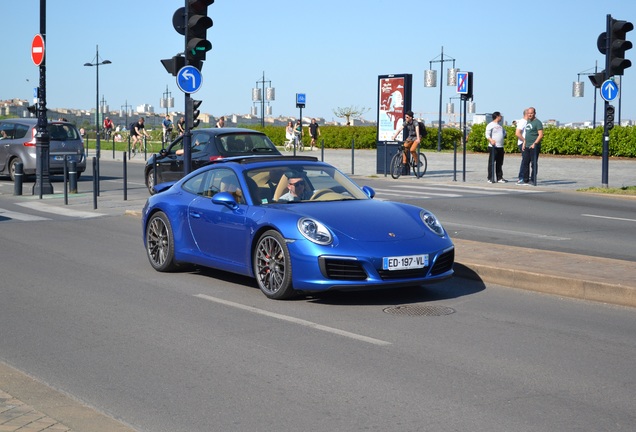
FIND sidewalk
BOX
[1,148,635,431]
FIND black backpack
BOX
[129,122,137,132]
[416,120,427,138]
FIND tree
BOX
[332,105,370,125]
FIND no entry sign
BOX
[31,34,45,66]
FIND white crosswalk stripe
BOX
[17,202,105,218]
[0,207,50,221]
[372,183,542,200]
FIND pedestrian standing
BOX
[517,107,543,185]
[514,109,529,182]
[485,111,507,183]
[308,118,320,150]
[216,116,225,128]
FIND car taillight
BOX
[24,129,37,147]
[209,155,223,161]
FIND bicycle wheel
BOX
[412,152,427,178]
[390,153,403,179]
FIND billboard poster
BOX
[377,74,412,142]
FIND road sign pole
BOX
[32,0,53,196]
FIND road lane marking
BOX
[195,294,392,346]
[582,214,636,223]
[17,202,105,218]
[0,208,50,221]
[446,222,571,241]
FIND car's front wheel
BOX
[254,230,295,300]
[146,211,178,272]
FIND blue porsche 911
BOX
[142,156,454,300]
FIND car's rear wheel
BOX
[254,230,295,300]
[145,169,155,195]
[146,211,178,272]
[9,157,22,182]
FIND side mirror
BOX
[212,192,239,210]
[362,185,375,199]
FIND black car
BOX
[144,127,281,194]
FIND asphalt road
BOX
[0,186,635,431]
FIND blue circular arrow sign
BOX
[176,65,202,94]
[600,79,618,102]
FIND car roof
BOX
[0,118,76,126]
[209,155,319,167]
[192,127,268,136]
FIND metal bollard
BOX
[123,152,128,201]
[69,160,78,194]
[13,162,23,196]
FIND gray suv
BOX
[0,118,86,181]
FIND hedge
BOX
[467,123,636,157]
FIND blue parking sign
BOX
[296,93,306,107]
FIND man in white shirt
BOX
[485,111,507,183]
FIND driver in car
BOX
[278,171,312,202]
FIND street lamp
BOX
[160,85,174,116]
[251,72,274,128]
[121,101,133,130]
[572,61,600,127]
[424,46,458,151]
[84,45,111,165]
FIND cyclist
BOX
[392,110,421,167]
[102,116,114,140]
[130,117,150,154]
[162,115,173,143]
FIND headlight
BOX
[298,218,333,245]
[420,210,445,236]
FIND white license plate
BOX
[382,254,428,270]
[53,156,65,161]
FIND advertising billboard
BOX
[377,74,412,142]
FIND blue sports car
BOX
[142,156,454,300]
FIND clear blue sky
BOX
[3,0,635,125]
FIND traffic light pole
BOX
[601,14,612,187]
[183,94,192,175]
[33,0,53,197]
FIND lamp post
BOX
[424,47,459,152]
[84,45,111,193]
[121,101,132,130]
[572,61,599,127]
[160,85,174,116]
[252,72,275,128]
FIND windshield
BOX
[245,164,370,204]
[216,133,278,155]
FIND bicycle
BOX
[390,142,427,179]
[163,128,173,145]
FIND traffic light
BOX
[460,72,473,101]
[588,71,605,88]
[605,104,615,129]
[608,18,633,76]
[186,98,202,129]
[160,55,185,77]
[186,0,214,64]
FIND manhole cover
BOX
[383,304,455,317]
